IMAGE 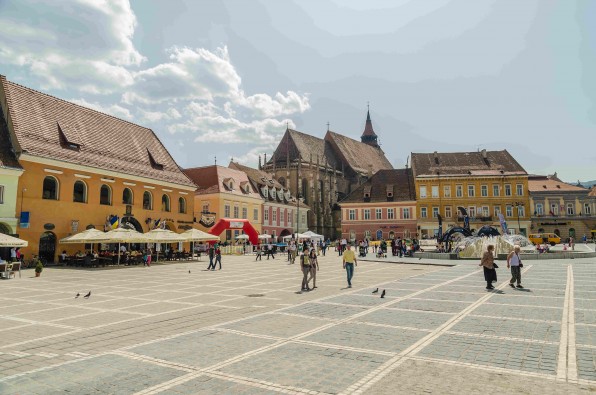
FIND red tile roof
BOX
[183,165,261,199]
[324,131,393,174]
[411,150,526,177]
[340,169,416,203]
[528,176,588,192]
[0,76,195,187]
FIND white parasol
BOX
[0,233,28,247]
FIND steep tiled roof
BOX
[0,111,21,170]
[528,176,588,193]
[340,169,416,203]
[228,161,309,208]
[325,131,393,174]
[590,186,596,197]
[411,150,526,178]
[361,110,377,137]
[183,165,260,199]
[0,76,194,187]
[286,129,337,168]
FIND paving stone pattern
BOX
[0,253,594,393]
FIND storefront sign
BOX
[229,221,244,229]
[71,220,79,233]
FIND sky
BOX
[0,0,595,182]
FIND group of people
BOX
[480,244,524,290]
[300,242,359,292]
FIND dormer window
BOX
[58,122,82,151]
[271,188,276,199]
[223,178,235,190]
[363,185,371,201]
[386,185,394,198]
[240,181,250,193]
[262,186,268,198]
[147,148,164,170]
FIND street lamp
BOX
[513,201,524,235]
[295,194,302,237]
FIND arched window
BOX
[161,194,170,212]
[122,188,133,204]
[143,191,153,210]
[178,197,186,214]
[73,180,87,203]
[301,179,309,204]
[42,176,59,200]
[100,184,112,205]
[278,177,286,187]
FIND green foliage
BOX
[35,260,43,273]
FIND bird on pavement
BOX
[188,270,191,274]
[372,288,378,294]
[380,290,386,298]
[83,291,91,298]
[75,293,80,298]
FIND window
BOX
[201,202,209,213]
[506,205,513,217]
[122,188,133,204]
[444,185,451,198]
[272,209,277,223]
[432,207,439,218]
[73,180,87,203]
[264,208,269,222]
[431,186,439,198]
[536,203,543,215]
[493,184,500,196]
[566,203,574,215]
[445,206,452,218]
[253,208,259,221]
[349,209,356,220]
[287,211,292,224]
[517,205,525,217]
[584,203,591,215]
[481,206,489,217]
[242,207,247,219]
[302,213,306,224]
[233,205,239,218]
[494,206,501,217]
[420,207,427,218]
[388,208,395,219]
[468,207,476,218]
[161,194,170,212]
[419,186,427,198]
[481,185,488,197]
[363,209,371,220]
[271,188,276,199]
[550,203,558,216]
[403,208,410,219]
[505,184,512,196]
[224,204,230,218]
[100,185,112,205]
[467,185,475,197]
[42,176,59,200]
[516,184,523,196]
[178,197,186,214]
[143,191,152,210]
[0,185,4,204]
[375,208,381,219]
[456,185,463,197]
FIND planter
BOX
[35,272,41,277]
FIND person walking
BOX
[255,244,262,261]
[342,244,357,288]
[507,245,523,288]
[479,244,497,290]
[207,244,215,269]
[290,242,297,264]
[321,239,327,256]
[300,251,312,291]
[214,244,222,270]
[309,248,319,289]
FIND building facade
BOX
[262,110,393,239]
[229,161,309,240]
[339,169,417,242]
[0,76,197,262]
[528,175,596,240]
[183,165,263,242]
[0,113,23,237]
[411,150,531,238]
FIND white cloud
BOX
[0,0,142,93]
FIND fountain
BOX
[453,234,536,259]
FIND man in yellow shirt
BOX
[342,244,357,288]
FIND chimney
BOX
[433,151,439,165]
[481,149,487,159]
[264,153,267,167]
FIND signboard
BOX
[199,212,216,227]
[71,220,79,233]
[229,221,244,229]
[19,211,30,228]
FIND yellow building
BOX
[183,165,263,242]
[411,150,530,238]
[0,76,197,262]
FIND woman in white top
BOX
[506,245,523,288]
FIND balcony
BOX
[456,216,494,222]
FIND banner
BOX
[498,212,508,234]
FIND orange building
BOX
[0,76,197,262]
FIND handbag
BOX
[493,263,499,269]
[516,252,523,267]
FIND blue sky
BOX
[1,0,594,181]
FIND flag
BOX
[498,213,508,234]
[152,218,161,229]
[109,215,119,229]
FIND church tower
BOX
[360,107,379,148]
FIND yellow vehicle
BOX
[528,233,561,246]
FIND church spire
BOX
[361,104,379,148]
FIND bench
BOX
[0,262,21,279]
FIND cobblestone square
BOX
[0,254,594,394]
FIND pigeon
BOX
[83,291,91,298]
[75,293,80,298]
[372,288,379,294]
[419,257,422,260]
[188,270,191,274]
[380,290,386,298]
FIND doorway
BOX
[39,231,57,264]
